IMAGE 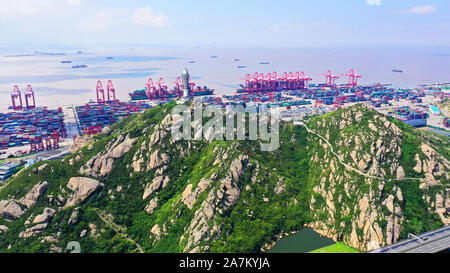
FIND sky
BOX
[0,0,449,49]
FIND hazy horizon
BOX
[1,0,450,48]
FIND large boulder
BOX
[142,176,170,200]
[0,225,8,235]
[19,223,48,239]
[0,200,25,220]
[64,177,104,208]
[32,208,56,224]
[18,181,49,209]
[80,134,137,177]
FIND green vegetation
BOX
[0,103,448,253]
[309,243,360,253]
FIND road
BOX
[299,121,426,183]
[368,225,450,253]
[95,209,144,253]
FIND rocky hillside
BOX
[305,105,449,250]
[0,102,448,253]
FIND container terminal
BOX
[1,68,449,167]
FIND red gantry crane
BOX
[146,79,157,100]
[319,70,339,86]
[342,69,362,86]
[106,80,117,103]
[24,85,36,109]
[96,81,106,104]
[11,85,23,110]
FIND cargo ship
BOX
[129,89,149,101]
[72,65,88,69]
[129,86,214,101]
[191,86,215,96]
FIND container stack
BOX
[76,102,152,133]
[0,108,66,150]
[388,107,429,127]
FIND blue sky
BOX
[0,0,449,48]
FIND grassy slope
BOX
[309,243,360,253]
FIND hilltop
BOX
[0,102,448,253]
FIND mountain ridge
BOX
[0,102,448,253]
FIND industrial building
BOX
[0,162,21,182]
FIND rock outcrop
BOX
[306,105,449,251]
[32,208,56,224]
[80,134,137,177]
[64,177,104,208]
[18,181,49,209]
[0,200,25,220]
[182,155,248,253]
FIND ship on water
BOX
[72,65,88,69]
[61,61,72,64]
[392,68,403,73]
[129,86,214,101]
[260,62,270,65]
[129,69,214,101]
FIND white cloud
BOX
[80,6,168,31]
[407,5,436,14]
[366,0,381,6]
[82,8,131,31]
[0,0,54,14]
[131,7,168,29]
[66,0,81,6]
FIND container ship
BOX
[129,86,214,101]
[72,65,88,69]
[129,69,214,101]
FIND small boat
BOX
[392,69,403,73]
[61,61,72,64]
[260,62,270,65]
[234,59,240,62]
[211,56,218,59]
[106,57,114,60]
[188,61,196,64]
[237,66,247,69]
